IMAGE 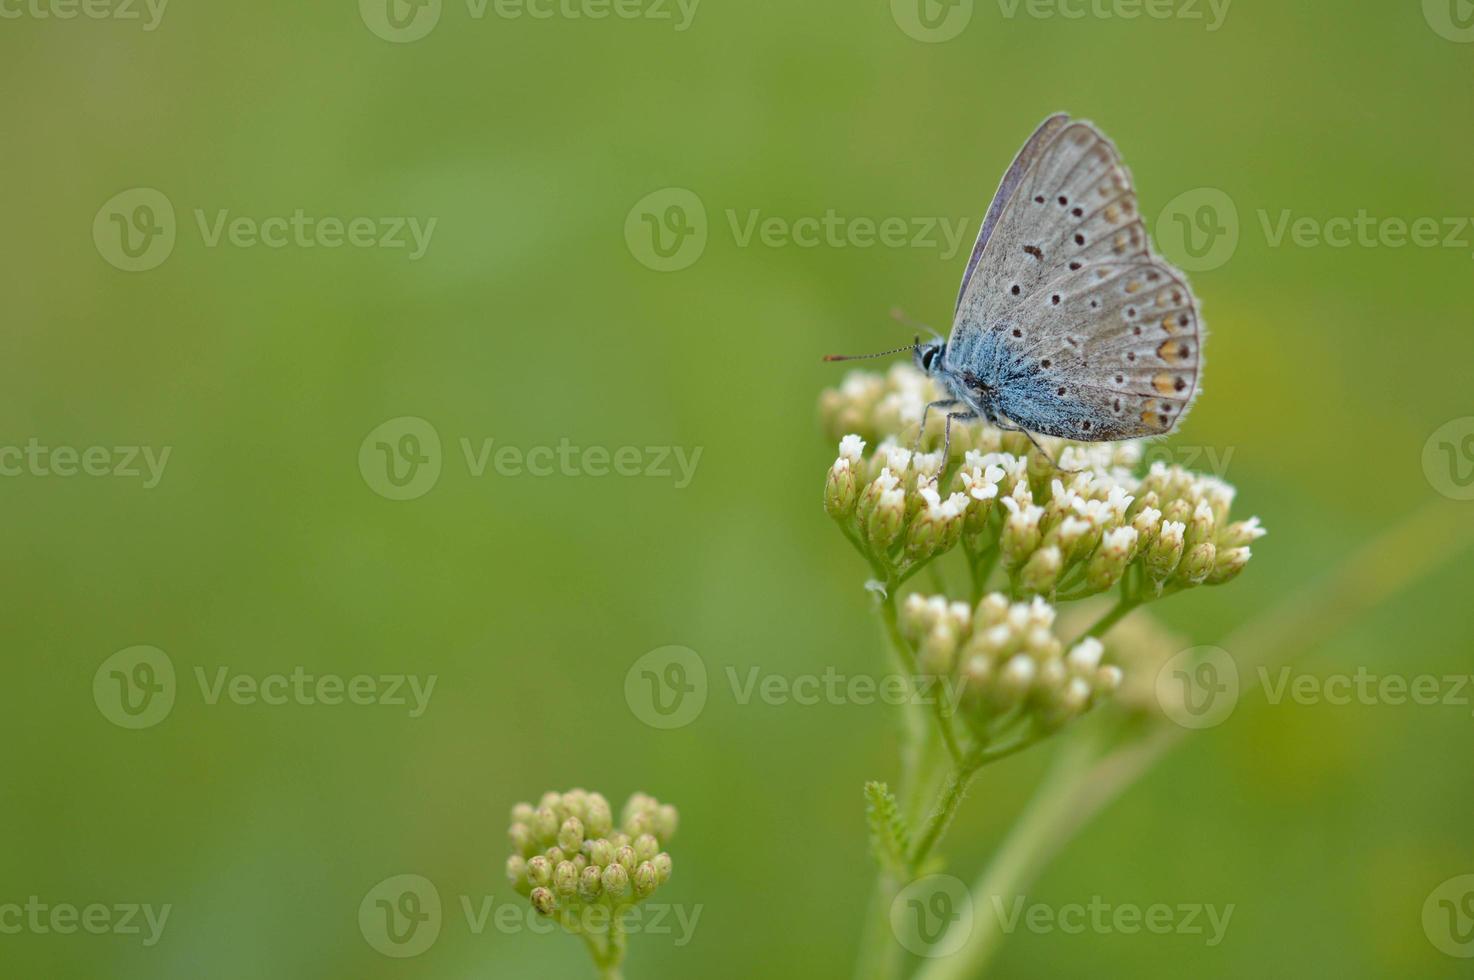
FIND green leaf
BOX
[864,781,909,876]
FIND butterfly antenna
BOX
[822,341,917,363]
[890,307,942,341]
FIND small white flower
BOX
[1066,637,1104,673]
[838,434,866,464]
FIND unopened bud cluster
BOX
[506,789,677,922]
[902,593,1122,737]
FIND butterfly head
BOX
[913,339,945,376]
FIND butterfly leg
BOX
[942,410,978,464]
[989,417,1081,473]
[915,400,959,453]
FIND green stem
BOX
[912,728,1106,980]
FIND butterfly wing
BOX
[954,113,1070,315]
[950,117,1202,441]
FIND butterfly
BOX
[828,114,1203,459]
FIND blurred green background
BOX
[4,0,1474,976]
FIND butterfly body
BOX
[914,114,1204,445]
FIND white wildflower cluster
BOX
[506,789,676,921]
[902,593,1122,737]
[821,367,1265,598]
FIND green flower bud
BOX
[506,855,528,890]
[586,838,615,868]
[530,887,557,916]
[554,860,579,898]
[1086,526,1137,592]
[1178,542,1216,584]
[634,833,660,863]
[579,865,604,901]
[602,862,631,901]
[508,822,533,856]
[1145,520,1186,582]
[634,861,659,898]
[543,846,566,867]
[824,457,860,520]
[865,486,906,552]
[531,806,559,846]
[585,794,614,837]
[614,845,638,874]
[1218,517,1266,549]
[511,802,535,824]
[652,852,673,884]
[918,622,959,677]
[558,817,585,855]
[1021,545,1062,595]
[1207,545,1252,585]
[527,855,553,889]
[1184,500,1216,550]
[1000,502,1044,570]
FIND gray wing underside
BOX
[951,117,1203,441]
[954,113,1069,315]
